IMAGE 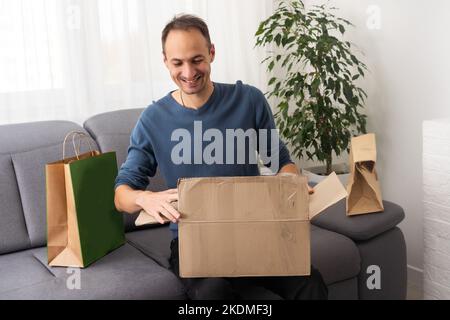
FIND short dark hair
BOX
[161,14,212,53]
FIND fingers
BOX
[158,205,179,223]
[162,202,181,221]
[149,210,166,224]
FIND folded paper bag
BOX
[346,133,384,216]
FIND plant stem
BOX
[326,152,332,175]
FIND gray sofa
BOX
[0,108,407,300]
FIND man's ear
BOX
[209,44,216,63]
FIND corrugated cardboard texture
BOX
[178,175,311,278]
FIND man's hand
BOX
[277,164,314,194]
[135,189,180,224]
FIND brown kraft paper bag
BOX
[46,132,124,268]
[346,133,384,216]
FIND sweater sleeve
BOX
[250,86,294,173]
[114,116,158,190]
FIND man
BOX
[114,14,327,300]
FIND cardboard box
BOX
[134,173,347,278]
[177,174,346,278]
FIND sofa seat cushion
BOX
[126,225,360,286]
[126,225,173,269]
[0,244,185,299]
[0,249,54,294]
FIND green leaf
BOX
[358,67,365,76]
[335,81,341,94]
[275,34,282,46]
[338,24,345,34]
[283,36,297,46]
[274,81,281,94]
[332,62,340,73]
[255,23,265,36]
[311,77,320,94]
[261,56,271,64]
[285,19,294,29]
[343,83,354,103]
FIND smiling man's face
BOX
[163,28,215,96]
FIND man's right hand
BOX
[135,189,180,224]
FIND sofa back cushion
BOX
[0,121,98,254]
[84,108,168,232]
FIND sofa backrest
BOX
[83,108,168,232]
[0,121,98,255]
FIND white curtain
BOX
[0,0,273,125]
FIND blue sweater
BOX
[115,81,293,237]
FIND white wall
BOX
[296,0,450,275]
[423,119,450,299]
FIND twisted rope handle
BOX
[62,131,96,160]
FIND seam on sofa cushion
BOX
[0,133,98,156]
[125,238,169,269]
[10,153,32,247]
[327,275,359,287]
[32,254,57,278]
[83,125,98,142]
[1,141,65,156]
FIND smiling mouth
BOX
[181,75,202,85]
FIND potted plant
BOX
[255,0,368,183]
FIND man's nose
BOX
[182,64,196,80]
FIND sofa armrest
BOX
[311,199,405,241]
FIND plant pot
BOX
[302,163,350,186]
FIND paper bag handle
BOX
[62,131,96,160]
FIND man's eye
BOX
[173,63,182,67]
[193,60,203,64]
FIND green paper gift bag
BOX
[46,132,125,268]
